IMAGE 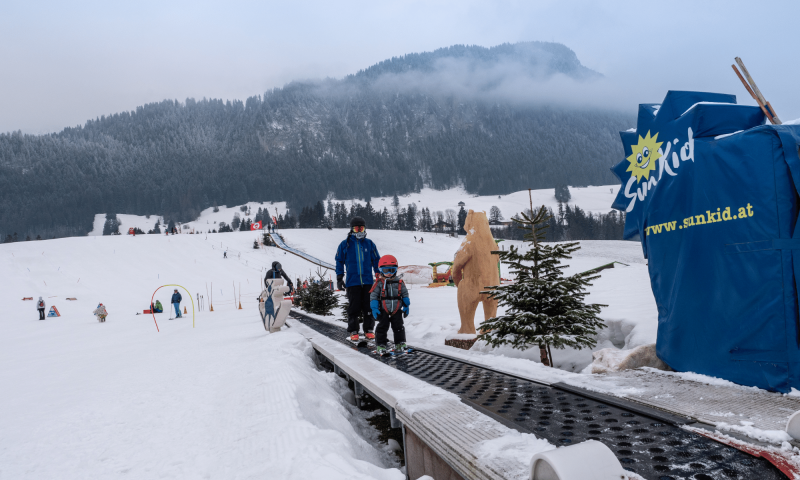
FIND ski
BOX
[390,347,413,357]
[348,336,368,348]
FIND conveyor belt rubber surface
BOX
[291,312,785,480]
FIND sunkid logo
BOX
[622,127,695,212]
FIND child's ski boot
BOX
[348,333,361,344]
[391,343,411,356]
[364,332,376,346]
[375,345,390,357]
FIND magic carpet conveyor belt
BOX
[289,311,786,480]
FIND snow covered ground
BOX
[1,233,403,479]
[88,184,619,236]
[4,225,795,473]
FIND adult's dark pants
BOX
[376,310,406,346]
[347,285,375,333]
[38,308,45,320]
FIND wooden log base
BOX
[444,337,478,350]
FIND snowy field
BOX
[88,184,619,236]
[2,227,656,477]
[1,233,404,479]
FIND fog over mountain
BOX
[0,42,633,239]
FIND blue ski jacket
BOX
[171,292,182,304]
[335,234,380,287]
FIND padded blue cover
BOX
[611,90,800,392]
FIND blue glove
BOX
[370,299,380,319]
[402,297,410,316]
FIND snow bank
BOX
[475,431,554,478]
[587,344,669,374]
[398,265,432,284]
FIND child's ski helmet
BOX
[379,255,398,268]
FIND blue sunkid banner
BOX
[611,91,800,392]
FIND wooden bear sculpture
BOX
[452,210,499,334]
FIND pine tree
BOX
[478,202,606,367]
[300,280,338,315]
[555,184,571,203]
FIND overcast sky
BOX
[1,0,798,134]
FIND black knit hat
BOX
[350,216,366,228]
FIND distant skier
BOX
[335,216,381,342]
[93,303,108,322]
[370,255,409,355]
[171,289,183,318]
[224,251,227,259]
[264,261,293,293]
[37,297,45,320]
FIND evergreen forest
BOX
[0,42,632,240]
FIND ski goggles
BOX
[380,266,397,275]
[352,226,366,233]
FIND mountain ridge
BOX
[0,41,632,239]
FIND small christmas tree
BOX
[478,198,606,367]
[299,276,338,315]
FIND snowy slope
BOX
[334,184,620,216]
[1,233,402,479]
[89,200,289,236]
[87,184,618,236]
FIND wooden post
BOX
[731,64,774,123]
[734,57,781,124]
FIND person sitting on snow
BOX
[264,261,293,293]
[370,255,409,355]
[93,303,108,322]
[153,300,163,313]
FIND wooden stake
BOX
[732,64,775,123]
[734,57,781,124]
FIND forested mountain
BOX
[0,42,632,239]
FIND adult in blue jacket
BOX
[335,216,380,339]
[171,289,183,318]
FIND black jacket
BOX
[171,292,182,304]
[264,268,292,287]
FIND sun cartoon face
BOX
[626,131,663,183]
